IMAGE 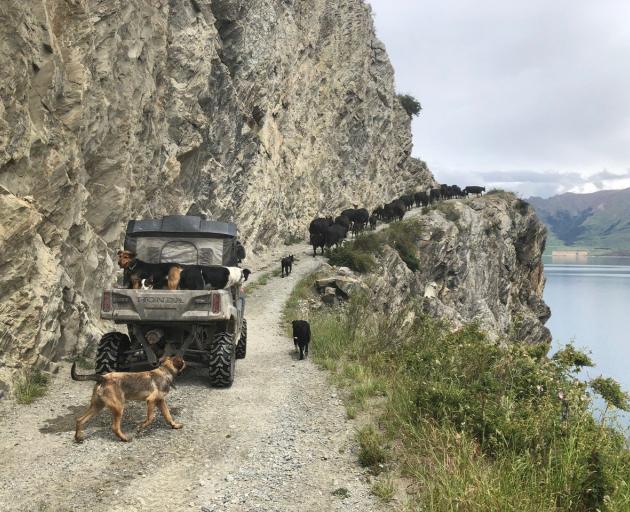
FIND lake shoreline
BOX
[544,259,630,426]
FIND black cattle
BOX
[281,255,295,278]
[369,213,377,230]
[464,186,486,197]
[310,232,325,257]
[334,215,351,231]
[384,200,405,222]
[340,209,357,222]
[324,224,347,248]
[352,208,370,235]
[441,185,462,200]
[373,206,385,220]
[309,217,333,235]
[382,204,393,222]
[401,194,415,210]
[429,188,442,203]
[414,191,428,207]
[291,320,311,360]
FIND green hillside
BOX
[528,188,630,255]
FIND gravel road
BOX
[0,248,381,512]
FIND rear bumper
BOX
[100,288,238,324]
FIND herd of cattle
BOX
[308,184,486,255]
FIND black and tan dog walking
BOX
[71,355,186,442]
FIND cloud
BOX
[367,0,630,195]
[431,167,630,198]
[478,170,582,185]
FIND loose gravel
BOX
[0,248,381,512]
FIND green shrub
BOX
[351,232,381,254]
[14,368,49,404]
[327,220,423,273]
[515,198,530,215]
[357,425,388,472]
[553,344,594,370]
[382,220,423,272]
[328,245,376,273]
[398,94,422,117]
[283,278,630,511]
[332,487,351,499]
[284,233,303,245]
[578,449,611,512]
[371,477,396,502]
[437,202,461,223]
[590,376,630,411]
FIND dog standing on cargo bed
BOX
[71,355,186,442]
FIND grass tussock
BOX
[358,425,388,472]
[332,487,351,499]
[328,220,423,273]
[284,233,303,245]
[486,188,509,196]
[436,201,461,223]
[245,270,274,295]
[13,368,49,404]
[283,279,630,511]
[371,477,396,502]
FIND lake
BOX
[543,256,630,426]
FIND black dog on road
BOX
[281,255,295,278]
[291,320,311,360]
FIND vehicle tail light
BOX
[212,293,221,314]
[101,291,112,312]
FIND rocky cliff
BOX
[0,0,435,386]
[365,192,551,344]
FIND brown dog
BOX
[117,250,182,290]
[71,355,186,442]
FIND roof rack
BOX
[125,215,237,239]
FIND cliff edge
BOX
[361,192,550,344]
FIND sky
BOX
[367,0,630,198]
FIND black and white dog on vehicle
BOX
[281,255,295,278]
[291,320,311,360]
[178,265,251,290]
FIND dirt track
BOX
[0,247,381,512]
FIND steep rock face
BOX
[0,0,434,386]
[369,193,551,344]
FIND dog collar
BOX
[128,260,137,271]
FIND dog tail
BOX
[70,362,104,382]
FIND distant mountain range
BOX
[528,188,630,255]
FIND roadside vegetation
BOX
[328,220,423,273]
[13,368,49,404]
[244,269,281,295]
[284,274,630,511]
[397,94,422,117]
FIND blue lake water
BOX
[543,257,630,426]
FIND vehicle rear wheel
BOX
[235,319,247,360]
[208,331,236,387]
[95,332,130,374]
